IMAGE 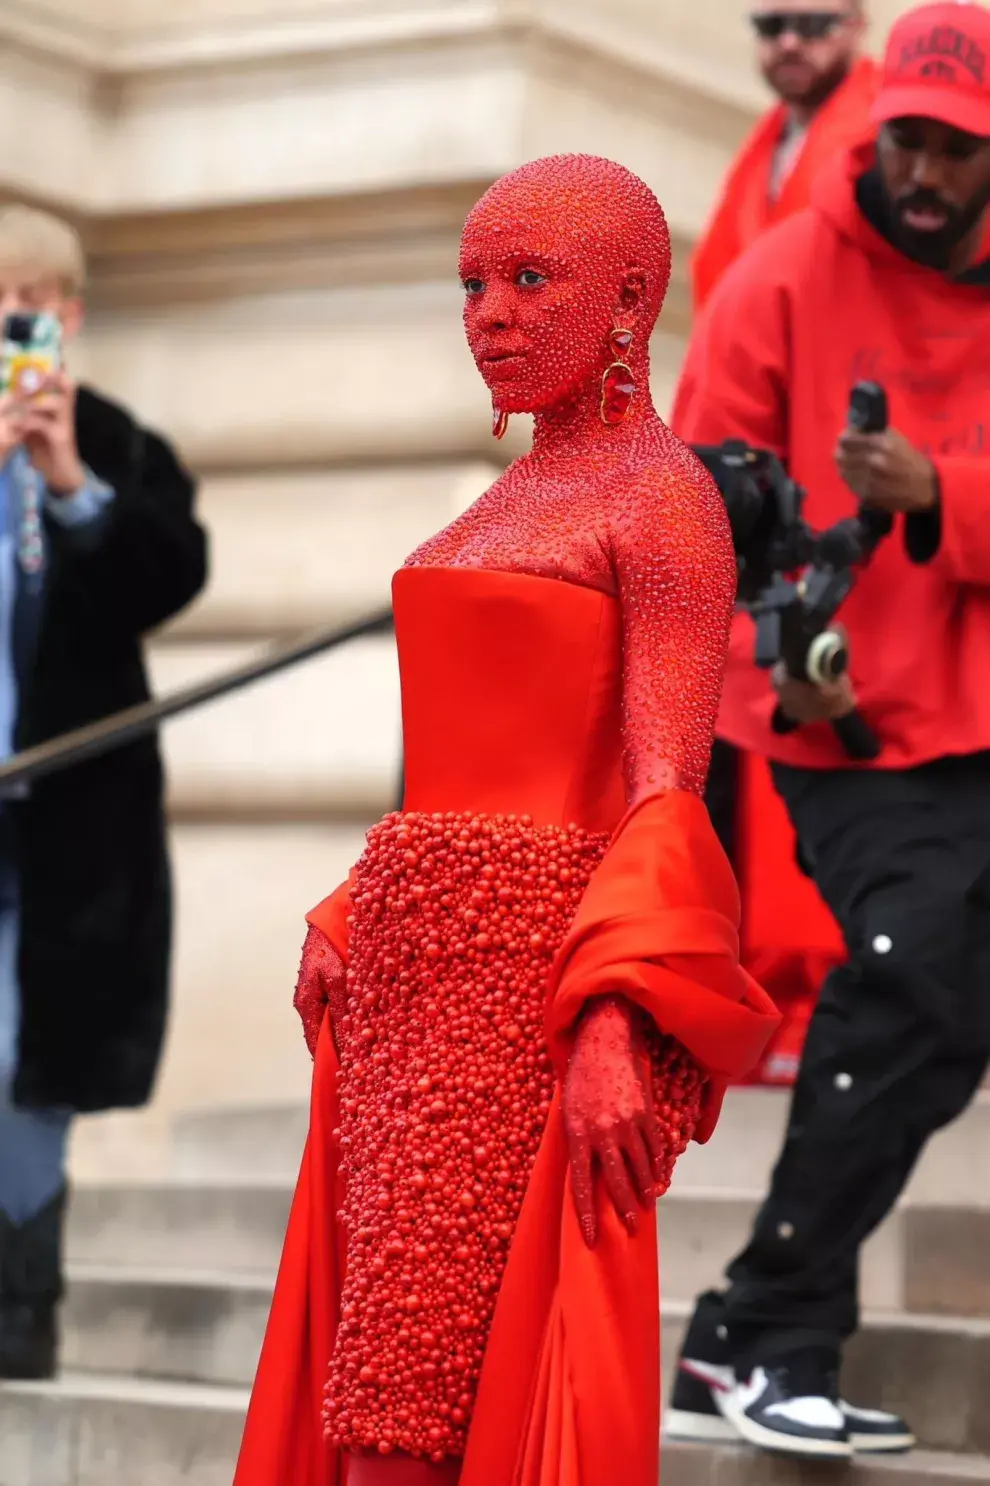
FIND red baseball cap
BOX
[872,2,990,138]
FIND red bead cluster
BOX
[324,811,607,1461]
[645,1031,706,1194]
[294,924,346,1058]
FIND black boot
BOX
[0,1187,65,1380]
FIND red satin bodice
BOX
[393,567,626,832]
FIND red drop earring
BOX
[600,328,636,426]
[493,406,509,440]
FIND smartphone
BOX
[0,311,62,398]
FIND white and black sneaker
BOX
[721,1352,851,1458]
[665,1291,914,1457]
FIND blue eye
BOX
[462,277,485,295]
[516,269,546,288]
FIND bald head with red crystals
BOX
[460,154,671,419]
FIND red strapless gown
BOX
[233,567,778,1486]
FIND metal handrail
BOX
[0,608,395,792]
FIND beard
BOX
[763,50,851,110]
[884,181,990,270]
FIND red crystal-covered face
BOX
[459,155,671,417]
[460,227,620,415]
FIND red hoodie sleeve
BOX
[912,456,990,586]
[671,244,792,454]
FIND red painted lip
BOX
[480,351,530,382]
[480,351,528,365]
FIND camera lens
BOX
[806,631,848,685]
[3,314,35,346]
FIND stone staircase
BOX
[0,4,967,1482]
[4,1088,990,1484]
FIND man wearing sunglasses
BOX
[692,3,876,311]
[669,0,990,1462]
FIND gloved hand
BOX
[563,994,698,1247]
[293,924,346,1058]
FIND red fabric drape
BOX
[233,1010,346,1486]
[735,753,844,1084]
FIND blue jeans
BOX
[0,827,71,1225]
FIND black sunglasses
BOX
[750,11,845,40]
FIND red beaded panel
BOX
[324,810,704,1462]
[294,924,346,1058]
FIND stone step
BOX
[171,1104,309,1183]
[66,1179,988,1320]
[150,633,402,819]
[63,1268,272,1390]
[657,1187,904,1313]
[662,1441,990,1483]
[67,1184,292,1278]
[0,1372,247,1486]
[171,1088,990,1208]
[903,1207,990,1319]
[54,1267,990,1456]
[1,1372,985,1486]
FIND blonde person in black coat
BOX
[0,206,207,1377]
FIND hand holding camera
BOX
[693,382,895,760]
[835,424,938,516]
[772,658,857,728]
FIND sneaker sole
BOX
[718,1399,852,1460]
[664,1407,910,1458]
[850,1433,916,1455]
[664,1408,738,1445]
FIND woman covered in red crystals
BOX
[234,154,778,1486]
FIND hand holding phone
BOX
[15,371,86,496]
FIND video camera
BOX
[692,383,893,761]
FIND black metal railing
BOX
[0,608,394,792]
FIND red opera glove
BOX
[293,924,346,1058]
[563,994,702,1246]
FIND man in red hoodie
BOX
[668,0,990,1460]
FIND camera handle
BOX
[766,381,891,761]
[771,700,882,760]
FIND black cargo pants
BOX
[723,752,990,1371]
